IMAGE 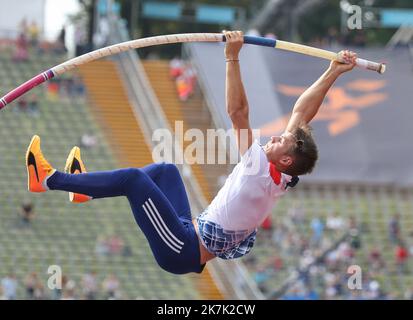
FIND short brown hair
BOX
[284,125,318,176]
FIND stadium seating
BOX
[1,47,412,300]
[78,58,223,299]
[0,51,200,299]
[245,184,413,299]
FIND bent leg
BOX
[127,169,201,274]
[141,163,191,220]
[122,169,201,274]
[47,167,201,274]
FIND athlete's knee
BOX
[121,167,147,191]
[122,167,143,179]
[161,162,179,176]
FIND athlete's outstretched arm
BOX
[285,50,357,133]
[224,30,253,156]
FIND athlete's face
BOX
[263,132,296,168]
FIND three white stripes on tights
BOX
[142,198,184,254]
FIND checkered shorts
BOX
[196,212,257,260]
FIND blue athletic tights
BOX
[46,163,204,274]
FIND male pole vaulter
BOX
[25,31,357,274]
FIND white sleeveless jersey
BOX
[204,140,293,232]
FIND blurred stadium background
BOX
[0,0,413,300]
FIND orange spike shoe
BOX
[64,146,91,203]
[26,135,56,192]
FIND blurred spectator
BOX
[336,242,355,264]
[368,247,386,272]
[81,272,98,300]
[305,288,319,300]
[58,26,67,52]
[46,80,60,101]
[36,40,51,55]
[287,207,306,226]
[15,93,39,116]
[271,255,284,272]
[283,286,306,300]
[176,75,191,101]
[17,96,28,113]
[102,274,121,299]
[271,223,287,249]
[80,133,98,149]
[33,281,45,300]
[94,16,110,49]
[245,206,398,300]
[299,250,315,269]
[69,75,86,98]
[34,282,46,300]
[348,215,357,230]
[326,212,345,231]
[261,254,283,273]
[95,236,110,257]
[95,235,127,257]
[19,201,35,227]
[169,57,184,78]
[28,20,40,48]
[367,280,388,299]
[51,275,68,300]
[170,59,197,101]
[14,18,29,59]
[349,229,361,250]
[46,77,85,101]
[122,244,133,258]
[74,76,86,97]
[310,217,324,246]
[61,279,77,300]
[324,272,338,299]
[108,235,124,255]
[250,208,370,299]
[389,214,401,244]
[282,282,318,300]
[253,267,270,294]
[54,26,67,55]
[1,274,17,300]
[24,272,39,299]
[59,79,71,98]
[395,240,409,274]
[298,236,310,255]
